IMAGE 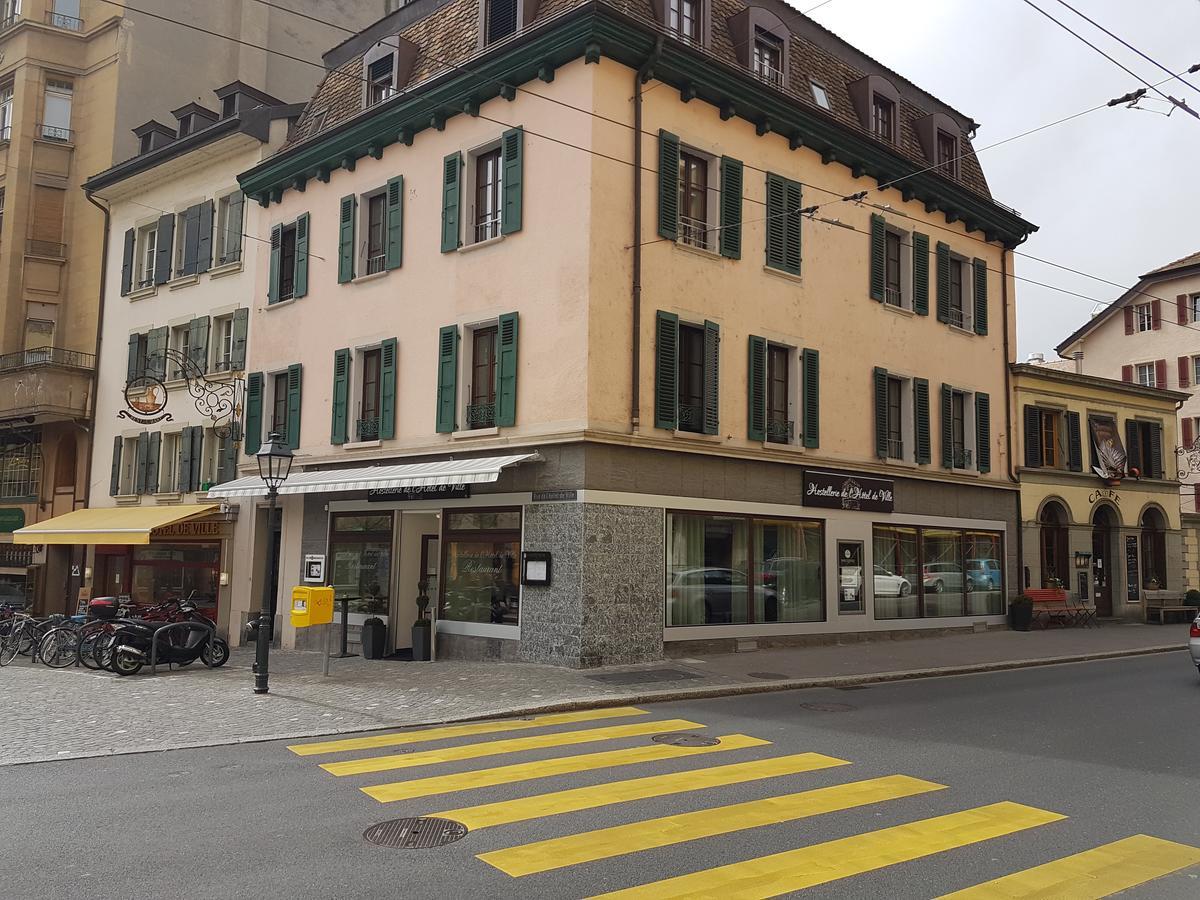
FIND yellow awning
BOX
[12,504,219,545]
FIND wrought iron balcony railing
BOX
[679,215,711,250]
[884,286,902,307]
[0,347,95,373]
[766,418,794,443]
[366,253,386,275]
[887,437,904,459]
[947,306,965,329]
[952,447,974,469]
[466,402,496,428]
[38,123,73,143]
[45,11,83,30]
[356,416,380,441]
[677,403,703,432]
[0,14,20,32]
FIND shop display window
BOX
[438,508,521,625]
[873,524,1004,619]
[328,513,393,627]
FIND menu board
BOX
[1125,535,1139,603]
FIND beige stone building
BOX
[0,0,387,612]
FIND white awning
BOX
[205,453,539,499]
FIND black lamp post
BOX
[253,431,293,695]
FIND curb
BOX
[4,643,1184,767]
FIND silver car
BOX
[1190,612,1200,675]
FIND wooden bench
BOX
[1025,589,1097,629]
[1144,596,1196,625]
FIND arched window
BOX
[1038,501,1069,588]
[1140,507,1167,589]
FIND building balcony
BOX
[355,416,380,441]
[0,347,95,422]
[45,10,83,31]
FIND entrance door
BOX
[1091,506,1114,616]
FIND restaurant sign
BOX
[367,485,471,502]
[150,520,232,540]
[802,469,895,513]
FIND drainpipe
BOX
[80,190,111,608]
[631,38,663,432]
[1001,247,1024,597]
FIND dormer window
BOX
[872,94,895,142]
[367,54,395,106]
[177,114,193,137]
[139,133,152,153]
[810,81,830,109]
[221,94,236,118]
[937,129,958,178]
[753,30,783,86]
[485,0,518,45]
[669,0,701,42]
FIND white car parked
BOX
[1189,612,1200,676]
[873,565,911,597]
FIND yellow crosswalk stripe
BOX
[937,834,1200,899]
[437,750,849,830]
[288,707,647,756]
[587,801,1066,899]
[363,733,774,804]
[479,773,945,877]
[320,718,705,777]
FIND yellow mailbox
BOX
[290,586,334,628]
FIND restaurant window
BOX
[667,512,824,626]
[678,150,709,249]
[129,543,221,619]
[1039,501,1069,589]
[871,94,895,142]
[753,30,783,86]
[0,434,41,499]
[329,513,393,632]
[1140,507,1167,589]
[936,129,958,178]
[765,344,791,444]
[438,509,521,625]
[468,325,497,429]
[668,0,700,42]
[677,322,705,433]
[873,524,1004,619]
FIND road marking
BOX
[288,707,647,756]
[363,733,774,803]
[436,750,849,829]
[937,834,1200,899]
[478,773,944,877]
[587,801,1066,899]
[320,719,706,777]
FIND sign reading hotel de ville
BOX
[802,469,895,513]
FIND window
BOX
[468,326,497,429]
[810,81,830,109]
[135,223,157,287]
[215,191,243,265]
[473,147,502,243]
[873,525,1004,619]
[173,210,189,277]
[177,114,194,137]
[678,150,709,249]
[50,0,81,30]
[0,0,18,28]
[214,316,234,372]
[766,345,791,443]
[221,94,236,118]
[884,230,902,306]
[1134,302,1153,332]
[0,84,12,141]
[872,94,895,142]
[366,192,386,274]
[669,0,700,41]
[118,435,138,494]
[948,256,965,327]
[677,322,705,433]
[951,390,967,468]
[329,513,394,629]
[278,223,297,301]
[667,512,824,625]
[271,372,289,436]
[886,376,903,459]
[1127,419,1163,478]
[1038,502,1069,589]
[1189,293,1200,323]
[129,332,149,380]
[139,133,153,154]
[359,348,382,440]
[484,0,518,45]
[170,325,190,380]
[438,509,522,625]
[1135,363,1155,387]
[936,129,958,178]
[158,432,178,493]
[0,435,41,499]
[753,30,783,86]
[1140,508,1167,589]
[1194,356,1200,390]
[1039,409,1062,468]
[367,54,395,106]
[0,188,5,238]
[41,79,72,141]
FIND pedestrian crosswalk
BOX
[287,705,1200,898]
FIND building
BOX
[1011,363,1185,618]
[206,0,1036,666]
[0,0,388,612]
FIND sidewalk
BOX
[0,623,1188,766]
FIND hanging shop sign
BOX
[121,375,173,425]
[1089,417,1127,482]
[0,508,25,533]
[120,348,242,436]
[367,485,471,502]
[802,469,894,513]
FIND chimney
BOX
[1073,350,1083,374]
[1026,352,1045,364]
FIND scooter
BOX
[109,605,230,676]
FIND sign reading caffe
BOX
[802,469,895,513]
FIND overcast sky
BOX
[802,0,1200,360]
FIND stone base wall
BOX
[436,631,520,662]
[665,623,1002,657]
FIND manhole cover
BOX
[797,702,855,713]
[747,672,789,680]
[652,732,720,747]
[363,817,468,849]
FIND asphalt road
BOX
[3,652,1199,900]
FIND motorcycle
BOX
[109,604,230,676]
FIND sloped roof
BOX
[1144,249,1200,277]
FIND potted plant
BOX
[1186,589,1200,608]
[1009,595,1034,632]
[411,580,432,661]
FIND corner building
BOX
[214,0,1036,665]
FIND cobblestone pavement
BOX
[0,623,1187,766]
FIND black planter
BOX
[1009,602,1033,632]
[360,617,386,659]
[412,619,432,661]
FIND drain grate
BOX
[747,672,789,680]
[652,732,720,747]
[797,701,855,713]
[586,668,703,686]
[364,817,468,849]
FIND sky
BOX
[800,0,1200,361]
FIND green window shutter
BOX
[126,333,140,382]
[441,152,462,252]
[1023,405,1042,467]
[337,197,356,284]
[1125,419,1141,475]
[120,229,134,296]
[197,200,214,274]
[496,313,519,427]
[702,320,720,435]
[244,372,263,456]
[231,308,249,371]
[936,242,951,323]
[268,224,282,304]
[941,384,954,469]
[331,349,350,444]
[747,335,766,441]
[719,157,743,259]
[783,179,802,275]
[435,326,459,433]
[869,214,886,302]
[145,432,161,494]
[177,426,193,492]
[654,311,679,430]
[286,363,303,449]
[913,377,931,464]
[181,204,201,276]
[190,427,203,491]
[912,232,930,316]
[1149,422,1163,478]
[873,367,889,459]
[188,316,210,375]
[1066,410,1082,472]
[379,340,397,439]
[802,348,819,449]
[972,258,988,335]
[501,126,523,235]
[147,326,168,380]
[217,426,238,485]
[134,433,149,494]
[294,213,310,298]
[975,392,991,473]
[657,130,680,241]
[154,214,173,285]
[109,436,122,496]
[385,176,404,270]
[764,173,787,272]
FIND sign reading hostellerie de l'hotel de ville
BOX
[802,469,895,513]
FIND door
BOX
[1091,507,1113,616]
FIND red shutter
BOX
[1179,294,1189,324]
[1155,359,1167,387]
[1124,307,1134,335]
[1121,364,1133,383]
[1180,356,1191,388]
[1184,418,1194,447]
[1152,299,1162,330]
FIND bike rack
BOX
[148,619,215,676]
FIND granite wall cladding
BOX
[519,502,665,668]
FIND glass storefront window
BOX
[873,524,1005,619]
[966,531,1004,615]
[872,526,919,619]
[447,511,521,532]
[129,543,221,618]
[667,512,824,626]
[329,513,392,625]
[922,529,965,617]
[439,508,521,625]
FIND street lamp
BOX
[253,431,293,695]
